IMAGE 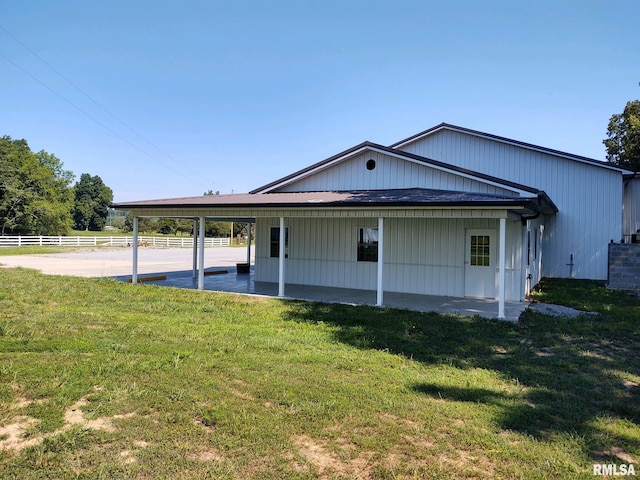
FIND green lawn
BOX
[0,246,83,256]
[0,270,638,479]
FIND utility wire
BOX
[1,53,194,181]
[0,24,217,190]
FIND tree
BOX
[72,174,114,231]
[204,221,230,237]
[157,218,177,235]
[603,100,640,171]
[0,136,74,235]
[123,212,154,233]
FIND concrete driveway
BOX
[0,247,251,278]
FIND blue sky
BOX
[1,1,638,202]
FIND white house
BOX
[113,123,639,318]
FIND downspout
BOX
[520,211,540,226]
[520,195,543,299]
[521,196,543,226]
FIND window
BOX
[270,227,288,258]
[357,227,378,262]
[470,235,490,266]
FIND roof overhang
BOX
[391,123,634,174]
[112,188,557,219]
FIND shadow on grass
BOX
[281,279,640,460]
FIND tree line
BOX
[2,100,637,237]
[121,215,251,239]
[0,136,113,235]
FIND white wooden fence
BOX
[0,235,230,248]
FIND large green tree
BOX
[0,136,74,235]
[72,173,114,231]
[603,99,640,171]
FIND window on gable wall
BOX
[270,227,288,258]
[357,227,378,262]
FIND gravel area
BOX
[0,247,252,278]
[527,302,598,318]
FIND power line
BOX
[0,24,217,190]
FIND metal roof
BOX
[391,122,633,173]
[112,188,557,215]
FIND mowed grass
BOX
[0,270,639,479]
[0,246,83,256]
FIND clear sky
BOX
[1,0,638,202]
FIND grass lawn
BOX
[0,270,638,479]
[0,246,84,256]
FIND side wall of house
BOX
[254,216,523,301]
[623,177,640,240]
[397,129,623,280]
[523,216,546,295]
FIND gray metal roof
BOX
[112,188,557,215]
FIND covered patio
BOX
[112,188,554,322]
[118,262,528,321]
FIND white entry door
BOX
[464,229,496,298]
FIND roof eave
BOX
[392,123,632,173]
[113,200,537,212]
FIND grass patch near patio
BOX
[1,270,638,479]
[0,246,84,256]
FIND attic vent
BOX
[366,159,376,170]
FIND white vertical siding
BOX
[624,177,640,238]
[398,129,623,280]
[277,151,516,196]
[523,216,545,295]
[255,216,524,301]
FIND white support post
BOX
[376,217,384,306]
[132,216,139,284]
[278,217,285,297]
[522,222,530,299]
[246,222,252,264]
[198,216,205,290]
[192,219,198,279]
[498,217,507,319]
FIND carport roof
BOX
[112,187,557,215]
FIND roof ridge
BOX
[390,122,630,172]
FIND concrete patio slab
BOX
[1,247,527,321]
